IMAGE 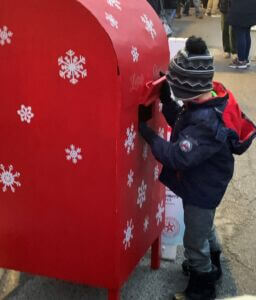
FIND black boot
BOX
[173,269,217,300]
[210,250,222,280]
[182,250,222,280]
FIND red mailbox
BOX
[0,0,169,299]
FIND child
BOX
[139,36,256,300]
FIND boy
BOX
[139,36,256,300]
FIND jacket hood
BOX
[213,81,256,154]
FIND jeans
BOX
[193,0,201,15]
[177,0,190,15]
[164,9,176,26]
[233,26,251,61]
[183,204,221,273]
[221,13,237,54]
[161,9,176,36]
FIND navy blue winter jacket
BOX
[140,82,256,209]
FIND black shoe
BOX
[182,251,222,280]
[173,269,217,300]
[210,250,222,280]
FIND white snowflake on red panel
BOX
[142,143,148,160]
[144,216,149,232]
[131,46,139,63]
[141,14,157,40]
[58,50,87,85]
[17,105,34,123]
[0,26,13,46]
[137,180,147,208]
[154,164,160,181]
[107,0,122,10]
[0,164,21,193]
[105,12,118,29]
[65,145,82,164]
[124,123,136,154]
[127,169,134,188]
[123,219,134,250]
[156,201,165,225]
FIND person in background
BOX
[147,0,161,15]
[139,36,256,300]
[228,0,256,69]
[176,0,190,18]
[161,0,178,36]
[205,0,219,17]
[202,0,209,10]
[177,0,203,18]
[193,0,204,18]
[219,0,237,59]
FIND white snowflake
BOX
[0,164,21,193]
[124,123,136,154]
[107,0,122,10]
[127,169,134,188]
[156,201,165,226]
[17,105,34,123]
[144,216,149,232]
[154,164,160,181]
[142,143,148,160]
[123,219,134,250]
[158,127,165,138]
[0,25,13,46]
[58,49,87,85]
[141,14,157,40]
[131,46,139,63]
[65,144,82,164]
[137,180,147,208]
[105,12,118,29]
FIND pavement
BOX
[0,10,256,300]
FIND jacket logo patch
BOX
[179,140,193,152]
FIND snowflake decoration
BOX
[142,143,148,160]
[154,164,159,181]
[156,201,165,226]
[65,144,82,164]
[137,180,147,208]
[127,169,134,188]
[123,219,134,250]
[131,46,139,63]
[107,0,122,10]
[0,164,21,193]
[58,49,87,85]
[141,14,157,40]
[158,127,164,138]
[17,105,34,124]
[124,123,136,154]
[105,12,118,29]
[144,216,149,232]
[0,25,13,46]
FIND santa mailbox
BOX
[0,0,169,299]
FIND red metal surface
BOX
[0,0,170,293]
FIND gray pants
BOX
[183,204,221,273]
[193,0,202,16]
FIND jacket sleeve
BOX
[140,120,228,171]
[161,100,182,127]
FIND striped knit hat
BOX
[167,36,215,100]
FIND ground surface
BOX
[0,11,256,300]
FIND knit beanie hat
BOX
[167,36,215,100]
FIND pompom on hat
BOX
[167,36,215,101]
